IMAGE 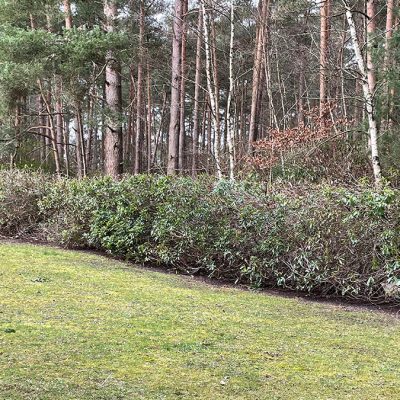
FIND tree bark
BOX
[55,77,64,171]
[104,0,123,177]
[74,107,86,178]
[167,0,183,175]
[178,0,188,172]
[38,80,61,177]
[210,8,221,169]
[146,60,152,173]
[192,8,203,177]
[366,0,376,95]
[64,0,73,29]
[319,0,330,119]
[344,1,382,185]
[135,0,145,174]
[202,0,222,179]
[226,0,235,180]
[384,0,395,125]
[248,0,269,153]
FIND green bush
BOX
[38,177,109,246]
[1,170,400,303]
[0,170,50,237]
[277,185,400,301]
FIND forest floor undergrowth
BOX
[0,243,399,399]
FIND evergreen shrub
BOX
[1,170,399,303]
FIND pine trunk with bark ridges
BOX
[167,0,183,175]
[248,0,269,153]
[178,0,188,173]
[104,0,123,177]
[192,8,203,177]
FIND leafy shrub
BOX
[0,170,50,237]
[87,175,169,260]
[38,177,110,246]
[272,185,400,301]
[2,170,400,303]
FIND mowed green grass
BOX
[0,243,399,400]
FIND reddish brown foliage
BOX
[248,103,353,170]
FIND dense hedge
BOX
[1,170,400,303]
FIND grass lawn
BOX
[0,243,399,400]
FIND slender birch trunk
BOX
[201,0,222,179]
[344,1,382,185]
[64,0,86,177]
[210,11,221,163]
[226,0,235,181]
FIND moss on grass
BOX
[0,243,399,399]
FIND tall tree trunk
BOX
[39,97,46,165]
[74,108,86,178]
[298,56,305,126]
[319,0,330,119]
[210,8,221,169]
[339,15,348,121]
[38,80,61,177]
[192,8,203,177]
[146,60,152,173]
[126,65,136,170]
[153,89,167,166]
[206,105,212,173]
[366,0,376,96]
[64,0,81,177]
[104,0,123,177]
[248,0,269,153]
[55,77,64,172]
[202,0,222,179]
[275,44,287,129]
[388,15,398,125]
[135,0,145,174]
[344,1,382,185]
[384,0,395,126]
[263,47,278,130]
[226,0,235,181]
[178,0,188,172]
[167,0,183,175]
[86,93,95,173]
[238,81,246,158]
[64,0,73,29]
[11,105,20,169]
[29,14,46,167]
[63,115,70,177]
